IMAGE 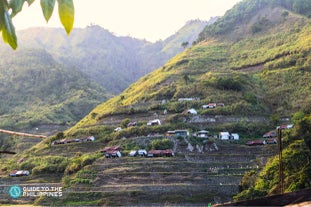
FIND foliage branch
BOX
[0,0,74,49]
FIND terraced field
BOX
[0,140,278,206]
[61,143,277,206]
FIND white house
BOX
[196,130,209,138]
[147,119,161,126]
[231,133,239,140]
[182,108,197,115]
[219,132,230,140]
[202,103,217,109]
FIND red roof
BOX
[101,146,121,152]
[246,140,266,145]
[148,150,163,155]
[148,149,174,156]
[263,130,277,137]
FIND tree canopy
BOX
[0,0,74,49]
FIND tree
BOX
[0,0,75,49]
[181,41,189,48]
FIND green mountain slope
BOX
[2,0,311,206]
[74,0,311,128]
[0,20,209,151]
[15,20,210,94]
[60,0,311,203]
[0,47,110,152]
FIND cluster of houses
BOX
[246,124,294,146]
[51,136,95,145]
[165,129,239,140]
[113,99,226,131]
[181,103,225,115]
[177,97,225,109]
[202,102,225,109]
[101,146,174,158]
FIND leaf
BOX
[2,10,17,49]
[40,0,55,22]
[57,0,74,35]
[26,0,34,6]
[8,0,25,17]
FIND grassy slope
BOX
[2,1,311,206]
[69,7,311,134]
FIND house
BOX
[219,132,230,140]
[147,119,161,126]
[174,130,189,138]
[166,131,176,137]
[9,170,30,177]
[246,140,267,146]
[231,133,239,140]
[195,130,209,138]
[81,136,95,142]
[276,124,294,130]
[87,136,95,141]
[178,98,200,102]
[127,121,137,127]
[266,138,277,144]
[162,149,174,157]
[263,130,277,138]
[147,149,174,157]
[147,150,163,157]
[202,103,217,109]
[182,108,197,115]
[129,150,137,157]
[101,146,122,158]
[114,127,122,132]
[52,136,95,145]
[165,130,189,138]
[137,149,147,156]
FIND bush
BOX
[150,138,173,150]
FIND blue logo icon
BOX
[9,185,22,199]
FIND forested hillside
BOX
[15,20,209,94]
[1,0,311,206]
[63,0,311,203]
[0,20,209,152]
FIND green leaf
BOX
[40,0,55,22]
[2,10,17,49]
[8,0,25,17]
[26,0,34,6]
[57,0,74,35]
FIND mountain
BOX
[62,0,311,203]
[0,47,110,128]
[0,20,209,151]
[15,20,210,94]
[2,0,311,206]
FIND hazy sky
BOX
[13,0,242,42]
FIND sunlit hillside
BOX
[1,0,311,206]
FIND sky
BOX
[12,0,242,42]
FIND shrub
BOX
[150,138,173,150]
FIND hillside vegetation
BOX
[62,0,311,203]
[15,20,209,95]
[1,0,311,206]
[0,20,209,153]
